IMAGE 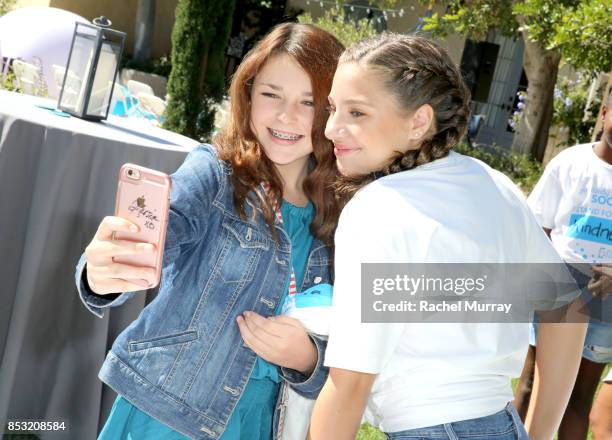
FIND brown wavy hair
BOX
[334,33,471,203]
[215,23,344,244]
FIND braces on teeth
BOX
[271,129,301,140]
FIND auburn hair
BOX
[215,23,344,244]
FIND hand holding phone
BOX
[84,164,171,294]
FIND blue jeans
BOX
[385,403,529,440]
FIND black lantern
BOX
[57,17,126,121]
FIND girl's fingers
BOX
[236,315,253,345]
[85,239,155,264]
[87,277,149,295]
[243,311,283,338]
[270,315,303,328]
[88,262,156,283]
[587,277,611,297]
[96,216,139,241]
[104,279,150,293]
[587,278,603,291]
[101,240,156,258]
[591,265,612,277]
[236,315,273,359]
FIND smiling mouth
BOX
[334,143,358,151]
[268,128,303,141]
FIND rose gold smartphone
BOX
[113,163,171,289]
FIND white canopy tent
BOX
[0,7,89,98]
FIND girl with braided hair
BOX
[308,33,587,440]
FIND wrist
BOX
[296,338,318,376]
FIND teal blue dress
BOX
[98,200,315,440]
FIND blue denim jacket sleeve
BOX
[279,334,329,399]
[75,144,222,318]
[163,144,221,258]
[75,254,138,318]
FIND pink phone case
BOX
[113,163,171,289]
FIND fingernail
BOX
[130,225,138,232]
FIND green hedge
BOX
[164,0,236,140]
[454,142,544,195]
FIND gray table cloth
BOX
[0,90,198,439]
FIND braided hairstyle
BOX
[335,33,471,202]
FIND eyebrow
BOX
[259,82,312,97]
[328,96,374,107]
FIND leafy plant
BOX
[164,0,237,140]
[298,1,399,47]
[0,71,19,92]
[454,141,543,194]
[122,55,172,77]
[0,60,48,97]
[298,2,378,47]
[357,422,386,439]
[0,0,16,16]
[552,72,602,147]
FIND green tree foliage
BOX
[298,1,398,47]
[421,0,611,159]
[164,0,237,140]
[423,0,611,81]
[423,0,518,40]
[298,3,377,47]
[546,1,611,72]
[0,0,16,16]
[512,0,611,72]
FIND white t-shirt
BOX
[324,151,564,432]
[528,143,612,264]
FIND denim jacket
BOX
[74,144,332,439]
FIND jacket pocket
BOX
[221,217,269,250]
[128,330,199,352]
[215,216,269,283]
